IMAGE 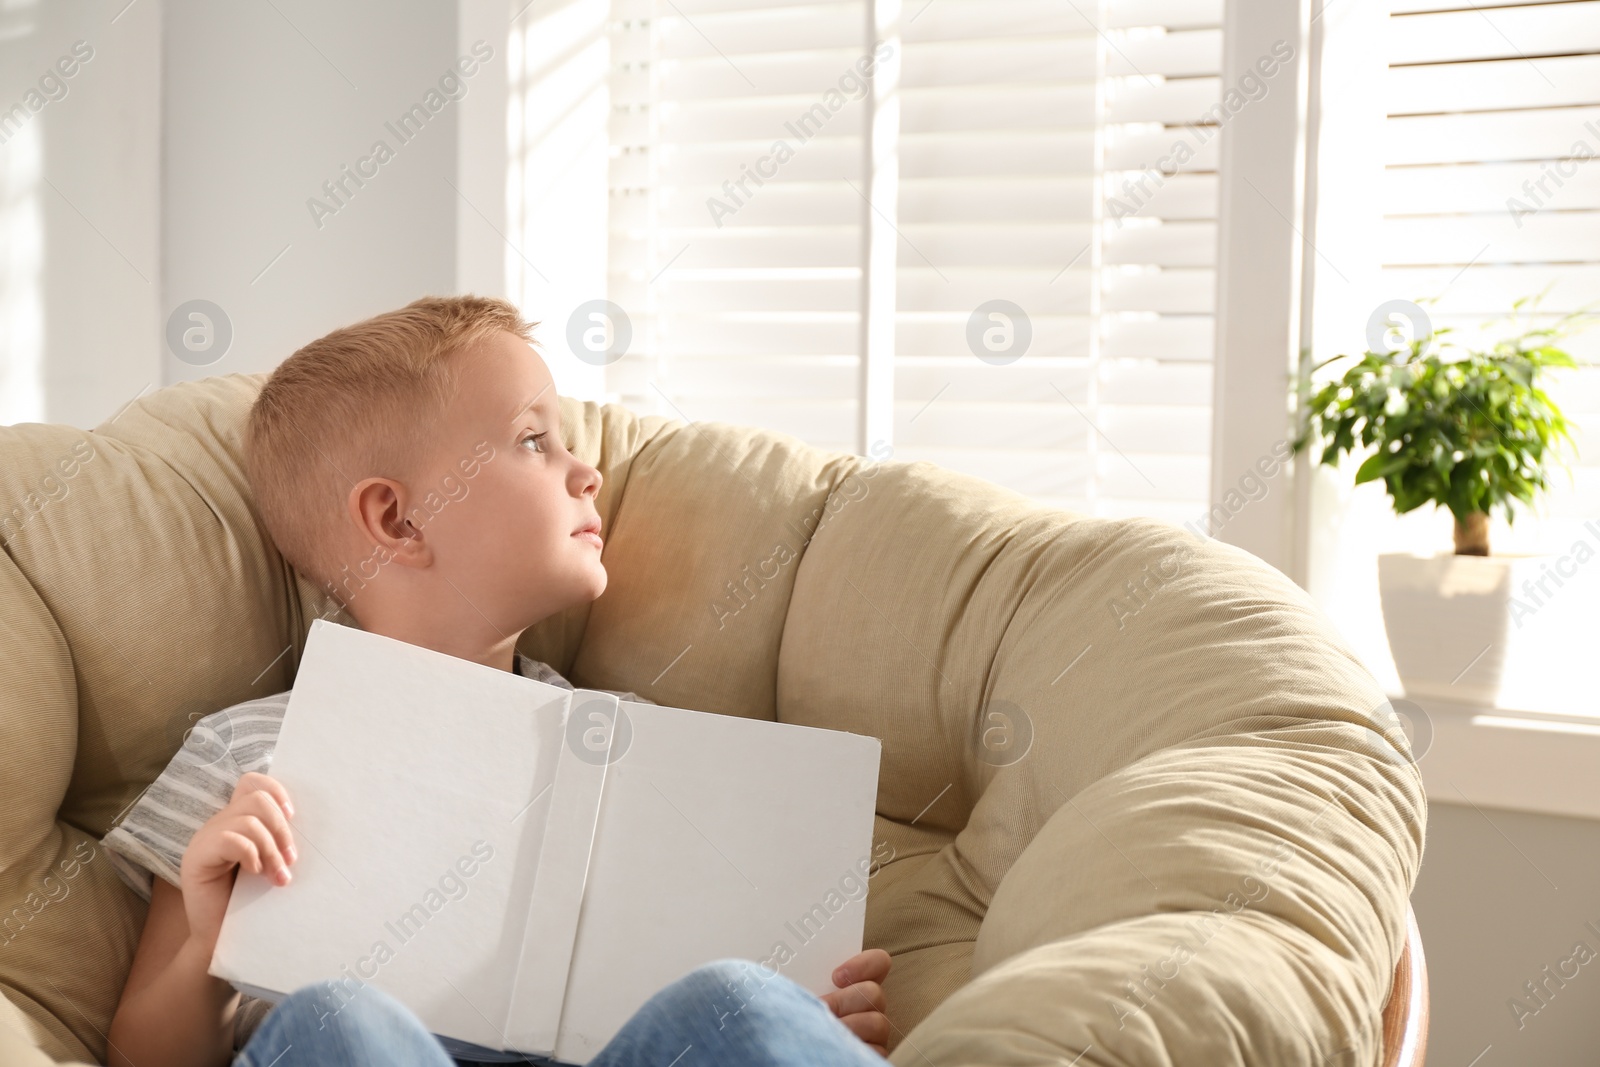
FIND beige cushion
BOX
[0,374,1424,1065]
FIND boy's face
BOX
[408,329,607,628]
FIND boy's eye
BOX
[521,431,549,453]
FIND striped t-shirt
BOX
[99,652,650,1057]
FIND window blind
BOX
[607,0,869,453]
[1384,0,1600,550]
[892,0,1222,522]
[604,0,1229,522]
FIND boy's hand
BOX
[178,771,297,952]
[820,948,892,1057]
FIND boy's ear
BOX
[383,508,415,540]
[348,477,431,567]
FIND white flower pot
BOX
[1377,553,1537,706]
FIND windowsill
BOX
[1398,693,1600,823]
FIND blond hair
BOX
[245,294,537,596]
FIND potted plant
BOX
[1294,294,1595,703]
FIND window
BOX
[1304,0,1600,710]
[1382,0,1600,553]
[608,0,869,454]
[594,0,1233,523]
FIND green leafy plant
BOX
[1293,294,1596,556]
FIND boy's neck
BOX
[345,611,522,674]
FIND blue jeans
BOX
[232,959,884,1067]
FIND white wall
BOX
[162,0,464,384]
[1416,800,1600,1066]
[0,0,496,427]
[0,0,161,429]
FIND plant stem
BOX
[1454,512,1490,556]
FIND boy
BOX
[99,295,891,1066]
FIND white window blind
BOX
[608,0,869,453]
[1383,0,1600,551]
[601,0,1230,522]
[891,0,1222,521]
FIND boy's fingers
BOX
[217,830,262,875]
[837,1009,890,1051]
[239,816,292,885]
[244,789,297,866]
[824,981,885,1017]
[236,771,296,821]
[860,981,887,1014]
[833,948,891,987]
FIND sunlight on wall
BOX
[0,116,43,426]
[506,0,611,403]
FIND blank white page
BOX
[209,619,568,1053]
[548,699,883,1064]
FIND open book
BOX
[209,619,883,1064]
